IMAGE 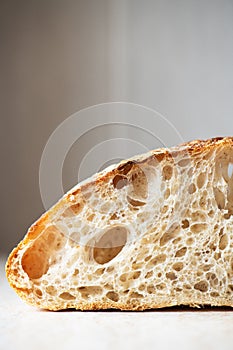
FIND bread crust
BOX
[5,136,233,310]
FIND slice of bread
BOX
[6,137,233,310]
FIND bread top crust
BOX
[5,136,233,296]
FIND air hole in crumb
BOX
[182,219,189,229]
[35,288,43,298]
[87,213,95,222]
[147,285,156,294]
[138,284,145,291]
[162,165,173,181]
[166,272,177,280]
[145,271,153,278]
[172,262,183,271]
[161,205,168,213]
[130,291,143,298]
[59,292,76,300]
[22,249,49,279]
[219,233,228,250]
[194,280,208,292]
[132,271,141,279]
[184,284,191,290]
[197,172,206,188]
[224,213,231,219]
[78,286,102,299]
[112,174,128,189]
[127,196,146,207]
[21,225,65,279]
[106,266,114,273]
[129,168,148,200]
[202,264,212,272]
[73,269,79,276]
[96,268,105,275]
[188,183,196,194]
[190,223,207,234]
[208,210,214,217]
[93,225,128,264]
[119,273,127,282]
[186,237,194,245]
[213,187,225,209]
[199,194,207,208]
[110,213,118,220]
[175,247,187,257]
[106,291,119,302]
[145,255,152,262]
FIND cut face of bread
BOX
[6,137,233,310]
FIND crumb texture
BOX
[6,137,233,310]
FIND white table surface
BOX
[1,256,233,350]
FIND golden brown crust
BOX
[5,136,233,310]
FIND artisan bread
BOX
[6,137,233,310]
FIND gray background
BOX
[1,0,233,255]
